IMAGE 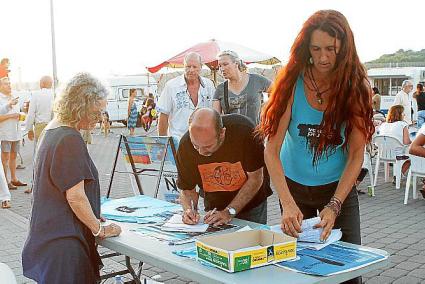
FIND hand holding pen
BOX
[182,199,200,225]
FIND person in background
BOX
[393,80,414,125]
[157,52,215,144]
[25,76,54,143]
[413,83,425,128]
[213,50,271,125]
[372,87,381,112]
[0,58,10,78]
[258,10,374,284]
[0,76,27,190]
[408,123,425,199]
[127,88,138,136]
[22,73,121,283]
[378,105,411,180]
[0,96,19,208]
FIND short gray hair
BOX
[184,52,202,66]
[54,72,108,127]
[217,50,247,71]
[402,80,413,89]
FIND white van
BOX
[105,75,157,126]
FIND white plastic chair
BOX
[404,154,425,204]
[0,263,17,284]
[362,151,374,196]
[372,135,408,189]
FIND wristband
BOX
[92,221,102,237]
[325,196,342,217]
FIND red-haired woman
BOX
[259,11,374,282]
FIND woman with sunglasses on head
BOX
[258,10,374,284]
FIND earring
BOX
[309,57,313,65]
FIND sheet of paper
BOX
[161,214,209,233]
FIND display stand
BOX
[101,134,178,283]
[106,134,178,200]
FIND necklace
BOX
[305,67,330,105]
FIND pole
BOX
[50,0,58,97]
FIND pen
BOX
[191,200,197,212]
[210,208,217,215]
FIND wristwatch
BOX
[226,207,237,217]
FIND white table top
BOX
[98,219,389,284]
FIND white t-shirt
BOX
[157,75,215,140]
[0,92,21,141]
[378,121,408,144]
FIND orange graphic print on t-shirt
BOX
[198,162,247,192]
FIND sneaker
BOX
[16,164,26,169]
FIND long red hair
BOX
[258,10,374,164]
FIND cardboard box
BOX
[195,230,297,273]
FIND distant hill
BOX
[367,49,425,63]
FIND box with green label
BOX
[195,230,297,273]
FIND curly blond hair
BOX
[54,73,108,127]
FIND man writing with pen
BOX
[175,108,272,226]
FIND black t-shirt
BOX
[176,114,272,214]
[416,91,425,111]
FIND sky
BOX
[2,0,425,85]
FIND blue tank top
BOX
[280,76,347,186]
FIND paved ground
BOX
[1,124,425,284]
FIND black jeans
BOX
[283,177,361,284]
[236,200,268,224]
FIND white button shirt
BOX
[393,90,413,124]
[24,88,54,132]
[157,75,215,140]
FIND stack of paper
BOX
[270,217,342,250]
[161,214,209,233]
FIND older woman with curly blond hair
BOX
[22,73,121,284]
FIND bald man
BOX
[157,52,215,143]
[25,76,54,142]
[176,108,272,226]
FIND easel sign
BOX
[107,135,180,203]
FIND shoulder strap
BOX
[223,80,230,114]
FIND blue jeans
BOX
[236,200,268,224]
[284,178,361,284]
[417,110,425,128]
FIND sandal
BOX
[1,200,11,209]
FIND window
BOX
[121,88,145,99]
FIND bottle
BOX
[114,275,124,284]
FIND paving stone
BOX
[396,262,423,271]
[386,242,411,250]
[398,249,421,257]
[410,255,425,265]
[392,276,422,284]
[408,268,425,278]
[364,275,395,284]
[380,268,409,277]
[389,255,409,264]
[164,279,187,284]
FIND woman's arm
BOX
[316,123,365,241]
[66,181,121,238]
[212,100,222,114]
[264,95,303,237]
[403,126,412,145]
[409,134,425,157]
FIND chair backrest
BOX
[372,135,405,161]
[408,154,425,175]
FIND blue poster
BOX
[101,195,181,223]
[276,242,388,276]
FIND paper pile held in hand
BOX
[270,217,342,250]
[161,214,209,233]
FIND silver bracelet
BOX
[92,221,102,237]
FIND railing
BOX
[365,62,425,69]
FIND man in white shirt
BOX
[393,80,414,124]
[157,52,215,144]
[25,76,54,142]
[0,77,26,190]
